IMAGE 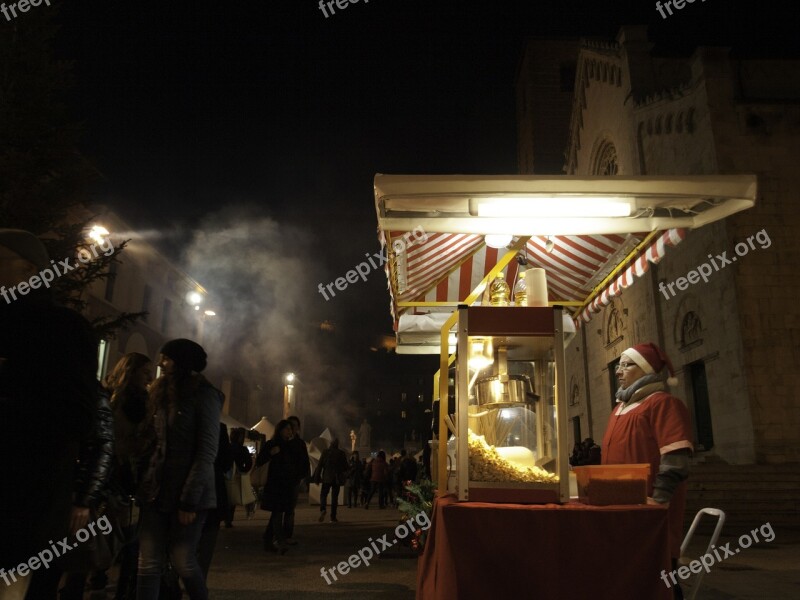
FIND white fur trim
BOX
[667,376,678,386]
[622,348,653,374]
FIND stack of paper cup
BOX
[525,268,548,306]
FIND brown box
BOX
[573,464,650,505]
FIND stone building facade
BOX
[517,26,800,466]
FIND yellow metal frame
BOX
[575,231,660,317]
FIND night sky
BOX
[43,0,799,363]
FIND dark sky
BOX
[49,0,799,340]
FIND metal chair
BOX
[679,508,726,600]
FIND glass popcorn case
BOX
[450,306,570,503]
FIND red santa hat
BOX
[621,342,678,386]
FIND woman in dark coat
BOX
[225,427,254,527]
[256,419,294,554]
[136,339,222,600]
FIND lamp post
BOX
[283,372,296,419]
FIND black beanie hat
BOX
[159,338,207,373]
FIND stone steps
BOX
[683,463,800,532]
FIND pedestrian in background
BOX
[398,449,418,498]
[256,419,294,554]
[285,416,310,543]
[314,439,348,523]
[360,458,371,506]
[346,451,362,508]
[225,427,253,528]
[364,451,389,509]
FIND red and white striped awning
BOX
[374,174,756,334]
[383,228,687,326]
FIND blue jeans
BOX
[137,508,209,600]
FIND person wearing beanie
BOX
[0,230,98,597]
[601,342,693,599]
[136,338,222,600]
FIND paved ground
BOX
[206,498,418,599]
[89,498,799,599]
[678,522,800,600]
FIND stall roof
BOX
[374,174,757,351]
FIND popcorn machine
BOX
[449,305,570,503]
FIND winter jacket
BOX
[73,385,115,509]
[138,377,223,512]
[256,438,293,512]
[318,447,349,485]
[214,423,234,519]
[367,456,389,483]
[347,457,363,485]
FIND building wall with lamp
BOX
[78,207,223,386]
[518,26,800,466]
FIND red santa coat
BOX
[601,390,693,558]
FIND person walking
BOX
[360,459,371,506]
[225,427,254,528]
[256,420,294,554]
[601,342,693,600]
[346,451,362,508]
[285,416,310,543]
[364,451,389,509]
[398,449,418,499]
[136,339,222,600]
[314,439,348,523]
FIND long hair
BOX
[272,419,292,441]
[148,368,209,415]
[105,353,151,409]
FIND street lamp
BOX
[283,372,296,419]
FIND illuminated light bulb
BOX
[88,225,110,244]
[484,234,512,249]
[187,291,203,305]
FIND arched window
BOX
[593,140,619,175]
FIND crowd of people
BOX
[0,228,433,600]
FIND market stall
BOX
[374,174,757,599]
[417,494,672,600]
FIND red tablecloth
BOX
[417,494,672,600]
